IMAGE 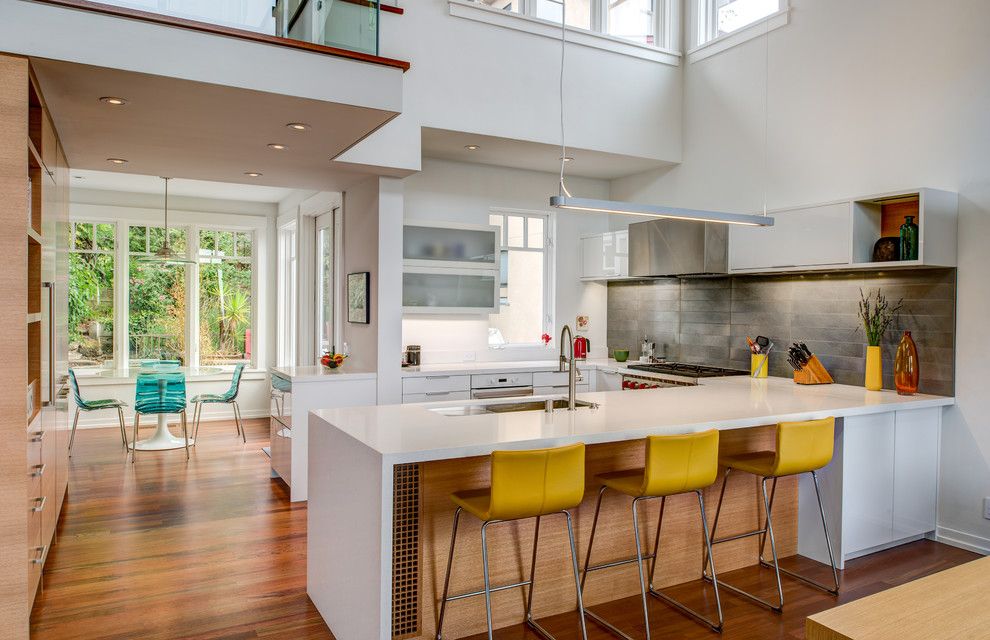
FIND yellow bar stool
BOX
[435,442,588,640]
[581,430,723,640]
[706,417,840,612]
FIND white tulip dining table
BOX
[94,365,222,451]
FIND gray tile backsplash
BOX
[607,269,956,396]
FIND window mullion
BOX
[187,225,200,368]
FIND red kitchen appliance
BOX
[573,336,590,360]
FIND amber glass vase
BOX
[894,330,919,395]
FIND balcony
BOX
[28,0,408,70]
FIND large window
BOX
[198,229,254,365]
[474,0,663,47]
[68,218,259,370]
[128,225,188,362]
[488,211,552,348]
[277,220,297,367]
[698,0,782,45]
[69,222,116,366]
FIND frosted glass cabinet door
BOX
[402,270,497,313]
[403,225,498,268]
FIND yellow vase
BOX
[865,345,883,391]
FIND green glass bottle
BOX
[899,215,919,260]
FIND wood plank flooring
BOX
[30,421,980,640]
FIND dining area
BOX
[67,361,248,461]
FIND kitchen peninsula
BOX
[307,378,953,640]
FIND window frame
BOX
[195,226,257,368]
[689,0,789,62]
[487,208,555,350]
[450,0,681,65]
[68,221,118,368]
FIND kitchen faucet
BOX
[559,325,579,411]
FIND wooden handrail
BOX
[28,0,410,72]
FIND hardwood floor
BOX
[31,422,979,640]
[30,419,332,640]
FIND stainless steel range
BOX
[621,362,749,390]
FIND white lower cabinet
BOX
[595,368,623,392]
[534,384,589,396]
[800,407,940,569]
[402,391,471,404]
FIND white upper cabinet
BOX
[728,188,957,274]
[730,202,851,271]
[581,230,628,280]
[402,222,500,314]
[403,222,499,270]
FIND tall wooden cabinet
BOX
[0,54,71,639]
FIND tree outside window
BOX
[128,225,188,362]
[68,222,115,366]
[199,229,253,365]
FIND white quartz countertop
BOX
[271,365,377,383]
[311,376,954,465]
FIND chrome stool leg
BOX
[647,491,724,632]
[117,406,128,448]
[480,521,495,640]
[131,412,140,463]
[759,471,840,595]
[68,406,81,455]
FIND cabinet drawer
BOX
[533,371,587,387]
[270,417,292,486]
[534,384,590,396]
[402,375,471,395]
[402,391,471,404]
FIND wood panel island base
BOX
[306,378,953,640]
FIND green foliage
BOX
[199,260,252,364]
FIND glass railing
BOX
[74,0,382,57]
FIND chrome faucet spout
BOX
[559,325,577,410]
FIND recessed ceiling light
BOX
[286,122,310,131]
[561,156,574,163]
[106,158,128,165]
[267,143,287,150]
[73,175,85,180]
[465,144,480,151]
[99,96,127,106]
[244,171,263,177]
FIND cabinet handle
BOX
[425,391,450,397]
[425,376,450,380]
[31,464,47,478]
[32,496,47,512]
[30,430,45,443]
[31,545,47,565]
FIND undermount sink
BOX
[428,398,598,417]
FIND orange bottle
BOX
[894,331,919,395]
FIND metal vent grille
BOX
[391,463,421,639]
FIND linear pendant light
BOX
[547,8,773,228]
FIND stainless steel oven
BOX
[470,373,534,400]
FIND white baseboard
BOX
[74,409,270,430]
[935,525,990,555]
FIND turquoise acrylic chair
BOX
[68,369,128,455]
[191,364,247,444]
[133,371,190,462]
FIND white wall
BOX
[338,0,683,173]
[611,0,990,551]
[401,158,611,363]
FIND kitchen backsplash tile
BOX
[607,269,955,395]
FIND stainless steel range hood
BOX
[628,219,728,277]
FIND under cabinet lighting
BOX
[549,196,775,226]
[560,156,573,162]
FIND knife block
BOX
[794,355,834,385]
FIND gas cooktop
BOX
[626,362,750,378]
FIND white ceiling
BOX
[421,128,675,181]
[32,58,395,191]
[70,169,295,203]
